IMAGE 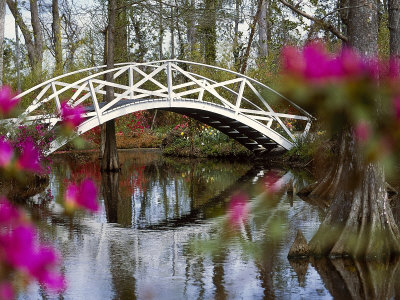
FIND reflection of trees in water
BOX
[103,154,253,228]
[137,165,265,229]
[108,240,137,300]
[311,257,400,300]
[212,249,228,300]
[102,172,132,227]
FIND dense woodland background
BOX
[0,0,397,94]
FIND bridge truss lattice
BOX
[12,59,313,154]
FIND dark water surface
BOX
[18,150,400,299]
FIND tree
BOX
[0,0,6,85]
[258,0,269,59]
[199,0,217,64]
[101,0,120,172]
[303,1,400,259]
[115,0,128,63]
[52,0,63,75]
[185,0,196,59]
[388,0,400,57]
[7,0,44,81]
[240,0,264,73]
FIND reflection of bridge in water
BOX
[12,60,313,154]
[102,161,294,230]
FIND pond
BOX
[18,150,400,299]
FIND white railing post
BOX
[88,80,102,125]
[129,66,134,99]
[51,82,61,112]
[302,121,312,138]
[198,80,205,101]
[167,62,173,106]
[235,79,246,116]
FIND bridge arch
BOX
[12,60,313,154]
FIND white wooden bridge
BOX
[12,60,313,154]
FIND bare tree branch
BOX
[279,0,348,42]
[321,4,366,20]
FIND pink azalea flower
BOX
[60,101,85,129]
[303,42,331,80]
[1,225,36,268]
[65,178,98,212]
[363,58,381,80]
[16,140,42,173]
[264,171,282,194]
[339,47,364,77]
[388,57,400,79]
[228,192,249,226]
[0,86,19,115]
[0,198,65,294]
[27,246,65,292]
[281,46,305,76]
[394,97,400,119]
[354,121,370,142]
[0,282,14,300]
[0,139,13,168]
[0,197,20,225]
[0,225,65,292]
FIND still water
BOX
[18,150,400,299]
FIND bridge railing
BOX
[11,60,313,147]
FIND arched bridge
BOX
[13,60,313,154]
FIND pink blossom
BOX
[60,101,85,128]
[0,198,65,294]
[0,282,14,300]
[0,197,20,225]
[0,224,65,292]
[65,178,98,212]
[394,97,400,119]
[281,43,380,82]
[264,171,282,194]
[303,42,331,80]
[281,46,305,76]
[228,192,249,226]
[0,86,19,115]
[16,140,42,173]
[363,58,381,80]
[0,139,13,168]
[27,246,65,292]
[354,121,370,142]
[388,57,400,79]
[338,47,363,77]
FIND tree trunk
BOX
[158,0,163,60]
[129,10,146,62]
[7,0,43,81]
[233,0,241,70]
[308,127,400,259]
[15,19,21,91]
[115,0,128,64]
[52,0,63,76]
[0,0,5,85]
[258,0,268,59]
[201,0,216,64]
[175,2,185,60]
[170,7,175,58]
[186,0,196,58]
[388,0,400,58]
[240,0,264,74]
[29,0,44,79]
[306,0,400,260]
[101,0,119,172]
